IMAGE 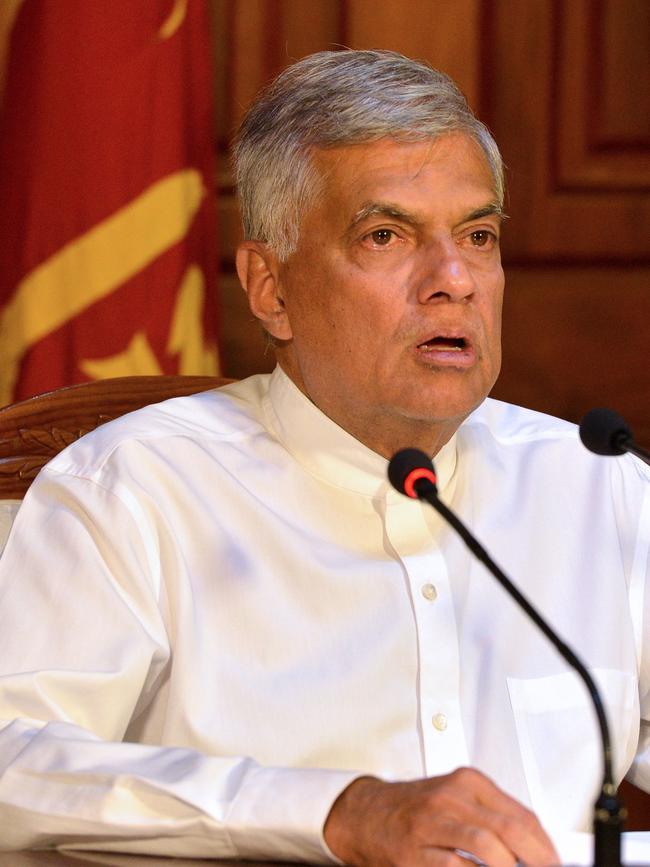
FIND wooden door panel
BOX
[344,0,480,105]
[492,265,650,444]
[483,0,650,261]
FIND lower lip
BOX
[415,344,476,368]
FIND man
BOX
[0,50,647,866]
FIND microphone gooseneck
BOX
[580,408,650,467]
[388,447,625,867]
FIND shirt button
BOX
[421,583,437,602]
[432,713,448,731]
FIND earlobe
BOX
[236,242,293,341]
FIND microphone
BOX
[388,448,626,867]
[580,408,650,467]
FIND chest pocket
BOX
[507,669,638,831]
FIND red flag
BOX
[0,0,220,406]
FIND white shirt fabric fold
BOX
[0,366,648,859]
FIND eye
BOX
[469,229,497,248]
[368,228,396,246]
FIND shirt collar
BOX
[264,365,457,499]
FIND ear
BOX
[236,242,293,341]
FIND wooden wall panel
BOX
[482,0,649,448]
[491,265,650,444]
[555,0,650,190]
[344,0,480,106]
[482,0,650,260]
[596,0,650,146]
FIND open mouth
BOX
[415,334,475,367]
[417,336,467,351]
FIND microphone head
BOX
[579,407,632,456]
[388,448,438,499]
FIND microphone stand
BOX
[619,437,650,469]
[411,475,626,867]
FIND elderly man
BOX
[0,50,647,866]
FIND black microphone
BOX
[388,448,626,867]
[580,408,650,467]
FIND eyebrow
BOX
[463,203,509,222]
[347,200,508,235]
[347,202,421,234]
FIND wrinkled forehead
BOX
[304,134,500,223]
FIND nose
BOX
[416,237,475,304]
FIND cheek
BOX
[321,280,386,339]
[484,270,505,325]
[488,290,504,365]
[285,250,408,353]
[281,270,335,342]
[288,292,355,357]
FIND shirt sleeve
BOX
[0,466,357,861]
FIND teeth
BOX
[420,338,465,349]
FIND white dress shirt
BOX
[0,366,648,860]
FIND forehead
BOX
[308,133,498,224]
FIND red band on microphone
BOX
[404,467,437,499]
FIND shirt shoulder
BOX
[462,398,650,486]
[44,374,273,481]
[465,397,578,446]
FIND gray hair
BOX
[234,49,504,261]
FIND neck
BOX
[276,360,464,460]
[343,414,461,461]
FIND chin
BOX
[399,386,489,426]
[392,403,473,431]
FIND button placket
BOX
[384,497,470,775]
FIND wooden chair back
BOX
[0,375,229,499]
